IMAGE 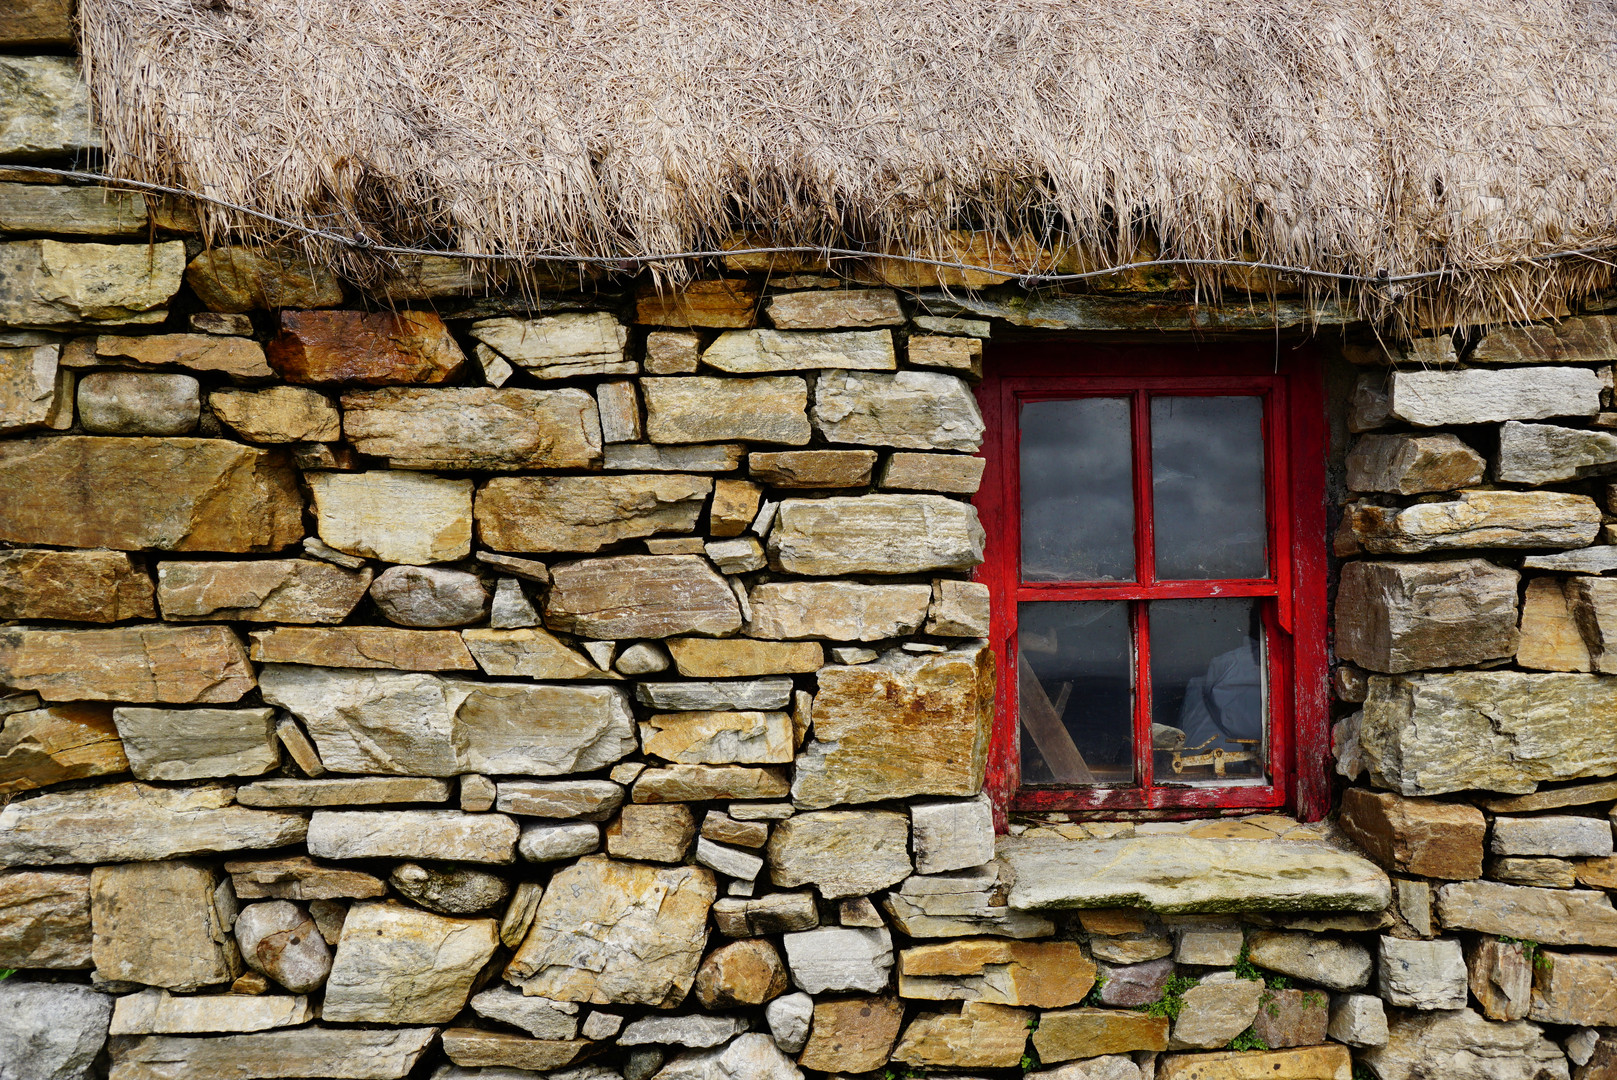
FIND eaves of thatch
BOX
[76,0,1617,331]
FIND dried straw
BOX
[77,0,1617,328]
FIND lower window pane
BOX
[1150,598,1268,784]
[1017,601,1132,786]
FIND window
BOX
[974,345,1328,819]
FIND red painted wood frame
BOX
[974,343,1329,824]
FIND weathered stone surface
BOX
[791,994,899,1070]
[226,856,387,901]
[596,378,641,442]
[1467,937,1534,1020]
[1089,933,1172,964]
[911,795,995,876]
[477,475,709,553]
[768,495,984,575]
[390,863,510,916]
[1471,317,1617,364]
[1346,490,1602,554]
[1032,1009,1169,1062]
[370,566,487,628]
[0,981,111,1080]
[210,386,340,443]
[1379,935,1467,1008]
[767,810,911,898]
[1500,422,1617,483]
[0,436,302,552]
[636,280,759,328]
[909,333,983,376]
[666,638,822,677]
[1337,788,1485,880]
[0,0,73,47]
[261,666,635,776]
[0,624,254,703]
[1576,854,1617,889]
[748,449,877,488]
[812,370,983,451]
[605,803,697,863]
[0,343,69,435]
[1243,931,1371,991]
[506,856,716,1007]
[469,312,629,377]
[892,1000,1030,1069]
[1530,951,1617,1025]
[899,938,1093,1007]
[880,451,986,494]
[651,1032,802,1080]
[107,1027,436,1080]
[185,247,343,313]
[1360,1007,1570,1080]
[643,375,810,445]
[792,643,992,808]
[746,581,930,641]
[1169,977,1264,1050]
[1176,927,1244,966]
[0,703,126,795]
[0,549,152,623]
[695,836,765,880]
[1388,366,1603,425]
[306,810,517,863]
[634,764,792,803]
[93,332,272,379]
[0,868,90,968]
[490,577,541,628]
[545,554,742,638]
[1520,578,1593,671]
[765,289,903,329]
[692,939,788,1008]
[1,237,185,328]
[321,901,497,1023]
[461,627,604,679]
[1157,1047,1352,1080]
[1437,880,1617,945]
[1328,993,1388,1047]
[711,892,818,938]
[644,329,702,373]
[702,328,895,373]
[637,679,793,713]
[497,779,624,820]
[642,710,794,765]
[883,863,1055,939]
[1335,559,1519,673]
[1494,815,1613,858]
[235,901,331,994]
[110,988,312,1036]
[342,387,601,471]
[710,479,762,539]
[112,706,277,781]
[1345,433,1486,494]
[1092,957,1174,1008]
[92,861,240,991]
[1489,856,1578,887]
[250,627,476,671]
[518,820,600,862]
[1523,547,1617,574]
[782,926,893,993]
[926,579,991,637]
[1362,672,1617,795]
[604,443,747,472]
[269,309,462,385]
[158,559,369,624]
[469,984,578,1039]
[1003,837,1391,913]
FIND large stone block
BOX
[666,637,823,677]
[702,328,895,372]
[225,856,387,901]
[748,448,878,487]
[0,868,91,968]
[0,0,74,48]
[468,313,630,378]
[76,371,199,435]
[1529,951,1617,1026]
[1519,578,1593,672]
[267,309,463,384]
[643,375,810,444]
[768,494,984,575]
[93,333,273,378]
[543,554,742,638]
[1244,931,1372,991]
[1566,576,1617,674]
[1345,433,1486,494]
[0,982,111,1080]
[0,56,98,158]
[1437,880,1617,946]
[0,548,152,623]
[1388,366,1603,425]
[322,901,498,1023]
[209,386,340,443]
[1031,1008,1168,1062]
[0,436,302,552]
[1156,1047,1353,1080]
[506,855,716,1007]
[891,1000,1032,1070]
[0,342,70,434]
[640,710,794,765]
[1,239,183,328]
[0,703,128,795]
[250,627,476,671]
[813,369,984,450]
[792,643,993,808]
[1471,317,1617,363]
[1359,1007,1569,1080]
[92,861,240,990]
[883,864,1056,939]
[105,1027,436,1080]
[635,279,759,328]
[156,559,370,624]
[1379,935,1467,1009]
[797,994,903,1072]
[0,625,254,703]
[880,451,986,493]
[341,387,601,470]
[1499,422,1617,484]
[1493,815,1614,858]
[476,474,710,552]
[1362,671,1617,795]
[109,988,312,1035]
[746,580,932,640]
[307,470,470,564]
[1337,788,1485,879]
[1467,937,1534,1021]
[460,627,603,679]
[185,247,344,313]
[632,764,791,803]
[766,810,911,898]
[765,289,904,328]
[307,810,517,863]
[113,706,278,781]
[900,939,1095,1007]
[1346,490,1601,554]
[1335,559,1519,673]
[260,665,635,776]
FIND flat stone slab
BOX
[1001,837,1391,914]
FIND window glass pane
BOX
[1151,396,1267,579]
[1149,598,1268,784]
[1020,398,1134,582]
[1017,601,1133,786]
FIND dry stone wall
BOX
[2,16,1617,1080]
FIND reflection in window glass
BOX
[1150,598,1268,784]
[1017,601,1132,786]
[1151,396,1267,579]
[1020,398,1134,582]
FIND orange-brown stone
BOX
[267,309,464,385]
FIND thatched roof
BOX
[77,0,1617,328]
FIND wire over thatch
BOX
[76,0,1617,328]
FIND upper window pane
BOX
[1151,396,1267,579]
[1020,397,1134,582]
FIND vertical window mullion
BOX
[1132,391,1156,792]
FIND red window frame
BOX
[973,342,1329,823]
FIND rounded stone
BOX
[234,900,332,993]
[694,938,790,1008]
[388,862,511,915]
[76,371,201,435]
[369,565,488,627]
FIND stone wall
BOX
[4,13,1617,1080]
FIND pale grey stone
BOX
[618,1014,749,1048]
[704,537,766,574]
[518,821,600,863]
[1347,490,1602,554]
[390,863,511,915]
[702,329,894,372]
[1327,992,1389,1047]
[109,988,312,1035]
[1334,559,1520,674]
[710,892,818,938]
[910,794,995,875]
[470,313,630,378]
[1379,935,1467,1009]
[582,1011,625,1040]
[307,810,518,864]
[1567,1028,1600,1067]
[1345,432,1486,494]
[728,801,796,821]
[0,981,111,1080]
[469,984,579,1039]
[812,370,984,450]
[696,838,764,881]
[635,678,794,712]
[112,706,278,781]
[308,470,472,565]
[490,577,539,629]
[107,1027,438,1080]
[767,810,911,899]
[642,376,811,446]
[765,991,814,1054]
[1499,421,1617,483]
[0,57,99,158]
[371,566,489,627]
[883,864,1055,939]
[322,901,498,1024]
[1388,366,1603,425]
[597,380,642,442]
[1491,815,1614,857]
[603,443,747,472]
[747,580,931,639]
[913,316,990,337]
[1359,1007,1570,1080]
[781,926,893,993]
[1026,1057,1141,1080]
[831,646,878,663]
[0,343,69,434]
[235,901,332,994]
[768,495,984,575]
[615,642,671,675]
[235,777,451,808]
[77,371,199,434]
[926,579,991,636]
[1169,977,1262,1049]
[1245,931,1372,991]
[1523,547,1617,573]
[496,780,624,820]
[1175,927,1244,966]
[1437,880,1617,946]
[652,1033,803,1080]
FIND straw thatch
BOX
[76,0,1617,327]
